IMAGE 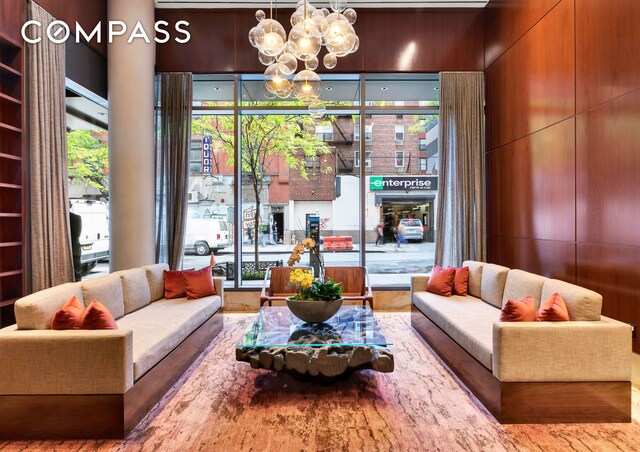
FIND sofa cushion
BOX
[413,292,499,369]
[183,267,217,300]
[15,283,84,330]
[500,296,536,322]
[141,263,170,302]
[541,279,602,321]
[450,266,469,296]
[116,295,222,380]
[462,261,484,298]
[81,274,125,320]
[502,269,547,309]
[114,268,151,314]
[51,296,85,330]
[480,263,510,309]
[82,300,118,330]
[426,265,455,297]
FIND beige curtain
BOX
[434,72,486,267]
[156,73,192,270]
[27,1,74,291]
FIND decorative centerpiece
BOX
[286,238,343,323]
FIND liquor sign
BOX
[202,136,212,174]
[369,175,438,191]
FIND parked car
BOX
[399,218,424,242]
[184,218,230,255]
[70,200,110,274]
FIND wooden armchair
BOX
[324,266,374,310]
[260,266,313,307]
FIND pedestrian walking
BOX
[395,220,407,250]
[375,220,385,245]
[272,221,278,244]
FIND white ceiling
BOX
[156,0,488,9]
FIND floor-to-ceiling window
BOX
[65,82,110,280]
[176,73,438,288]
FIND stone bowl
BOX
[286,297,344,324]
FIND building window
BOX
[419,157,427,171]
[315,125,333,141]
[395,151,405,168]
[189,140,202,174]
[354,150,372,168]
[395,124,404,143]
[354,124,360,141]
[305,155,321,173]
[419,138,427,151]
[365,125,373,142]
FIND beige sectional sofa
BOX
[0,264,224,439]
[411,261,632,423]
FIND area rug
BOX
[1,313,639,452]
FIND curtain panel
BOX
[156,73,193,270]
[27,1,74,291]
[434,72,486,268]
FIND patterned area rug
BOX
[1,313,639,452]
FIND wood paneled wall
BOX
[155,8,484,73]
[485,0,640,352]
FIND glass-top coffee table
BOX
[235,306,394,378]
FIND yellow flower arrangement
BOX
[286,237,342,302]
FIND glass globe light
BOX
[248,26,265,48]
[311,14,328,36]
[351,35,360,53]
[264,89,277,100]
[290,9,305,27]
[330,0,348,13]
[309,99,326,119]
[259,51,276,66]
[283,40,298,55]
[321,7,330,17]
[306,54,319,70]
[255,10,266,22]
[325,13,350,43]
[256,19,286,55]
[261,32,285,57]
[343,8,357,24]
[265,63,292,98]
[288,23,322,61]
[323,53,338,69]
[277,52,298,75]
[293,69,321,104]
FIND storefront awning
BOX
[374,193,435,206]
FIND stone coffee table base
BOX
[236,345,394,378]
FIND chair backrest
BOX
[267,266,312,296]
[324,266,366,296]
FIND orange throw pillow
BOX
[51,296,85,330]
[426,265,456,297]
[82,300,118,330]
[536,292,570,322]
[183,266,216,300]
[448,266,470,296]
[500,296,536,322]
[164,269,190,299]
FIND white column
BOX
[107,0,156,271]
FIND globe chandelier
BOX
[249,0,359,117]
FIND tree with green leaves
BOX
[67,130,109,196]
[193,113,332,262]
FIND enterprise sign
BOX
[369,176,438,191]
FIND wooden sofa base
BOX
[0,309,224,439]
[411,305,631,423]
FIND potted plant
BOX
[286,239,343,323]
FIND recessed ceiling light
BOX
[381,86,389,91]
[434,87,440,91]
[98,112,106,116]
[214,87,222,91]
[325,86,333,91]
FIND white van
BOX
[184,218,230,255]
[70,200,110,273]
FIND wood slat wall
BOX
[485,0,640,352]
[155,8,485,73]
